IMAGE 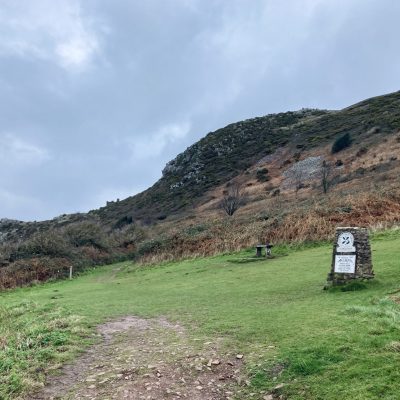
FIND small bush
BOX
[18,231,70,259]
[332,133,352,153]
[112,224,147,248]
[356,147,368,157]
[137,239,164,256]
[78,246,113,266]
[355,167,366,176]
[256,168,270,183]
[293,152,301,161]
[271,188,280,197]
[64,222,108,250]
[113,215,133,229]
[184,224,207,237]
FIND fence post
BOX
[69,265,73,280]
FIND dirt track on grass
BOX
[31,316,248,400]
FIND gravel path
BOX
[31,316,246,400]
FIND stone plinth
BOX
[326,227,374,287]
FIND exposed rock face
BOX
[160,109,327,193]
[326,227,374,286]
[282,156,323,189]
[283,156,323,178]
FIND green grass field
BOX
[1,232,400,399]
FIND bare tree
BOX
[319,160,332,194]
[220,184,244,216]
[292,168,306,195]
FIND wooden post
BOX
[69,265,73,280]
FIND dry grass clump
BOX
[386,341,400,352]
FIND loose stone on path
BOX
[32,316,245,400]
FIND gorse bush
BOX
[184,224,208,237]
[18,231,70,259]
[0,222,147,289]
[256,168,270,182]
[137,238,165,256]
[64,222,109,250]
[331,132,352,153]
[111,224,147,248]
[0,257,70,289]
[113,215,133,230]
[0,243,17,264]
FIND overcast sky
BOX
[1,0,400,221]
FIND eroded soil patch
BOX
[31,316,246,400]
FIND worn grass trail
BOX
[1,232,400,399]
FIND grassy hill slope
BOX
[2,231,400,399]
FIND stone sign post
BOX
[326,227,374,287]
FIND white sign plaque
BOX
[337,232,356,252]
[334,255,356,273]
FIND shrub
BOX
[0,243,17,265]
[78,246,113,266]
[64,222,109,250]
[184,224,207,237]
[137,239,164,256]
[271,188,281,196]
[113,215,133,229]
[18,231,70,259]
[293,152,301,161]
[0,257,70,289]
[355,167,366,176]
[332,133,352,153]
[111,224,147,248]
[356,147,368,157]
[256,168,270,182]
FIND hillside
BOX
[1,90,400,287]
[93,90,400,226]
[92,108,329,225]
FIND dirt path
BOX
[31,316,247,400]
